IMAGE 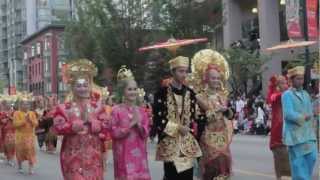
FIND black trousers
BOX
[163,162,193,180]
[37,133,46,148]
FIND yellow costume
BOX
[13,110,38,165]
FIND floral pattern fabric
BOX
[53,101,109,180]
[111,105,151,180]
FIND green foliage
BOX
[284,51,319,71]
[0,80,4,93]
[64,0,224,93]
[65,0,153,83]
[223,48,269,95]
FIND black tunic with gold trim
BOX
[151,84,202,178]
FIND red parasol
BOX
[138,38,208,54]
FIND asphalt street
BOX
[0,135,318,180]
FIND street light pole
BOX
[301,0,312,91]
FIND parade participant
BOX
[43,96,57,153]
[137,88,152,119]
[92,87,112,172]
[1,95,16,167]
[13,93,38,174]
[35,97,46,150]
[311,62,320,150]
[102,96,112,171]
[191,49,233,180]
[282,66,317,180]
[267,75,291,180]
[52,59,109,180]
[110,66,151,180]
[151,56,202,180]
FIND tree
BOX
[223,48,269,96]
[0,80,4,94]
[141,0,225,91]
[64,0,158,86]
[64,0,225,93]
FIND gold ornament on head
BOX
[92,84,110,100]
[287,66,305,78]
[188,49,230,94]
[168,56,189,70]
[192,49,229,80]
[101,86,110,100]
[64,58,98,85]
[137,88,146,98]
[117,65,135,81]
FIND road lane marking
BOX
[234,169,275,178]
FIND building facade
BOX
[0,0,26,93]
[222,0,318,95]
[21,25,68,99]
[0,0,74,94]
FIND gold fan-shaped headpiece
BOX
[64,59,98,85]
[192,49,230,80]
[188,49,230,94]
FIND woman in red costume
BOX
[1,96,16,166]
[266,75,291,180]
[53,59,109,180]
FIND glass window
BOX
[47,83,51,93]
[45,60,48,72]
[31,45,35,57]
[57,34,64,49]
[23,51,27,59]
[44,37,48,50]
[58,61,62,68]
[36,42,41,55]
[38,63,41,75]
[38,0,49,7]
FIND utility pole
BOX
[301,0,312,91]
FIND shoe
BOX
[18,168,24,174]
[8,160,15,167]
[29,168,34,175]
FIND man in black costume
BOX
[151,56,202,180]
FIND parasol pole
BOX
[301,0,311,91]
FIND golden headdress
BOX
[117,65,135,81]
[168,56,189,70]
[64,59,98,84]
[287,66,305,78]
[192,49,229,80]
[188,49,230,94]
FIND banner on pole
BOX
[286,0,303,38]
[306,0,318,39]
